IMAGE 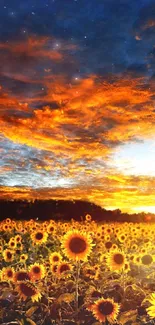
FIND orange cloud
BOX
[142,19,155,30]
[0,36,63,62]
[0,36,155,212]
[0,75,155,158]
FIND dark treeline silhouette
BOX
[0,199,154,223]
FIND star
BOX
[9,11,16,18]
[53,42,61,49]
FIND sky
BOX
[0,0,155,213]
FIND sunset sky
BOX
[0,0,155,213]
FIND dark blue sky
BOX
[0,0,154,77]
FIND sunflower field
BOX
[0,215,155,325]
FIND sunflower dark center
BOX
[105,241,112,249]
[20,283,36,297]
[50,227,54,231]
[53,256,59,261]
[7,252,12,259]
[113,253,124,265]
[7,270,13,277]
[69,236,87,254]
[33,266,40,274]
[16,272,30,281]
[87,269,95,275]
[60,264,70,273]
[98,301,114,316]
[35,232,43,240]
[142,254,153,265]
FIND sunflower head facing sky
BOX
[61,230,94,262]
[31,230,48,245]
[90,297,120,323]
[0,267,14,282]
[107,250,126,272]
[49,252,62,265]
[29,263,46,281]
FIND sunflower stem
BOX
[75,260,80,316]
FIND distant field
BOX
[0,216,155,325]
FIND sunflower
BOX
[5,218,11,224]
[129,254,135,262]
[85,214,92,222]
[50,264,58,275]
[140,247,147,254]
[96,232,102,239]
[47,223,56,235]
[20,254,28,263]
[62,230,94,261]
[49,252,62,264]
[2,223,12,232]
[112,244,118,250]
[105,241,113,250]
[146,293,155,318]
[16,281,41,302]
[107,251,126,272]
[1,267,14,282]
[134,255,141,265]
[90,298,120,323]
[118,234,126,243]
[29,263,46,281]
[15,235,22,243]
[105,235,110,242]
[31,230,48,245]
[123,262,130,273]
[43,221,48,230]
[17,245,24,254]
[14,269,31,282]
[131,244,138,251]
[141,254,153,266]
[8,240,17,249]
[57,262,73,277]
[106,227,112,235]
[3,249,14,262]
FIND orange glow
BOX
[0,36,155,213]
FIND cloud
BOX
[1,74,155,154]
[0,30,155,212]
[1,173,155,213]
